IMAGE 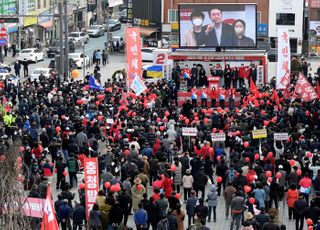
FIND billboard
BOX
[310,21,320,36]
[178,4,257,48]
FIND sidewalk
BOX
[2,55,17,66]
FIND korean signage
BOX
[182,127,197,136]
[274,133,289,141]
[22,198,45,218]
[211,133,226,142]
[276,28,291,89]
[84,158,99,220]
[127,0,133,23]
[126,28,142,87]
[311,0,320,8]
[130,75,147,96]
[252,129,267,139]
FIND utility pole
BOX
[96,0,101,24]
[58,1,64,77]
[64,0,69,79]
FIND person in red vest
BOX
[210,86,219,107]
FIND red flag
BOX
[41,184,59,230]
[2,96,10,113]
[294,74,319,102]
[250,78,259,96]
[271,90,280,106]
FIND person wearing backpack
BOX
[226,164,237,184]
[66,154,79,189]
[294,193,308,230]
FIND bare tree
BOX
[0,142,32,229]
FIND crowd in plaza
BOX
[1,58,320,230]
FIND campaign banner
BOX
[274,132,289,141]
[276,28,291,89]
[84,158,99,220]
[130,75,147,96]
[182,127,197,136]
[211,133,226,142]
[294,73,319,102]
[252,129,267,139]
[126,28,142,87]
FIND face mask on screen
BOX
[192,18,203,26]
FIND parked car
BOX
[105,19,121,31]
[47,40,75,58]
[141,47,155,62]
[30,68,56,81]
[68,53,90,69]
[87,25,105,37]
[17,48,45,63]
[68,32,89,44]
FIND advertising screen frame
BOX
[178,3,257,49]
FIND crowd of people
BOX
[1,57,320,230]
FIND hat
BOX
[278,165,283,169]
[134,177,141,185]
[65,127,70,131]
[106,146,112,151]
[186,169,191,174]
[246,212,254,220]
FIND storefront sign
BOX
[257,24,268,36]
[274,132,289,141]
[84,158,99,220]
[211,133,226,142]
[182,127,197,136]
[252,129,267,139]
[127,0,133,23]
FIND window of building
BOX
[276,13,295,25]
[257,11,261,23]
[317,10,320,20]
[37,0,41,9]
[168,9,178,23]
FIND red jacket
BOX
[153,139,161,155]
[238,67,250,79]
[286,189,299,208]
[163,177,173,198]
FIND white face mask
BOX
[192,18,203,26]
[235,28,244,35]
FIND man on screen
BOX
[205,8,235,47]
[181,10,207,47]
[232,19,255,47]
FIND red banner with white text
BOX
[294,74,319,102]
[84,158,99,220]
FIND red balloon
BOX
[95,101,100,106]
[165,111,170,117]
[254,153,260,160]
[263,120,270,126]
[76,99,84,105]
[156,117,161,123]
[266,171,272,178]
[204,118,209,123]
[308,226,314,230]
[217,156,221,161]
[137,184,143,191]
[208,108,214,114]
[55,126,61,133]
[79,183,86,189]
[193,112,198,117]
[132,112,137,117]
[194,117,199,122]
[297,169,302,176]
[61,115,66,120]
[19,146,25,152]
[267,177,273,183]
[124,150,130,156]
[185,119,190,125]
[268,152,273,158]
[305,111,310,116]
[115,183,121,192]
[245,157,250,163]
[276,172,282,179]
[244,185,252,193]
[97,116,104,121]
[159,126,165,131]
[261,110,266,116]
[212,128,217,133]
[244,141,249,148]
[216,176,223,183]
[306,218,313,226]
[289,159,296,166]
[163,117,168,123]
[110,185,116,192]
[170,165,177,172]
[249,175,255,182]
[175,193,181,200]
[236,109,240,113]
[306,152,313,158]
[202,108,207,113]
[17,156,22,163]
[104,182,111,189]
[249,197,255,205]
[236,130,241,136]
[63,171,68,176]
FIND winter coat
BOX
[254,188,266,209]
[193,169,208,189]
[131,184,146,211]
[163,177,173,198]
[182,175,194,188]
[71,204,86,225]
[173,163,182,185]
[186,196,198,216]
[224,185,237,204]
[286,189,299,208]
[108,204,123,225]
[207,185,218,207]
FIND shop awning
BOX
[39,21,53,29]
[139,27,158,36]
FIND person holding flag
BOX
[41,183,59,230]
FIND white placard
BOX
[106,119,114,124]
[108,0,123,7]
[274,133,289,141]
[182,127,197,136]
[211,133,226,142]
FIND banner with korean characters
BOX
[252,129,267,139]
[211,132,226,142]
[182,127,197,136]
[84,158,99,220]
[274,133,289,141]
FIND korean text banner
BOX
[84,158,99,220]
[276,28,291,89]
[126,28,142,86]
[179,3,257,48]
